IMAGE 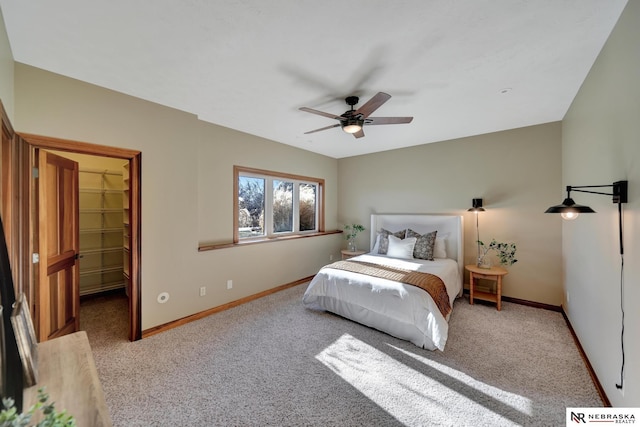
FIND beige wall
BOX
[337,122,563,305]
[562,0,639,406]
[14,63,340,330]
[0,7,13,120]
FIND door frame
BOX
[18,133,142,341]
[1,101,19,289]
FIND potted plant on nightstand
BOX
[477,239,517,268]
[343,224,365,252]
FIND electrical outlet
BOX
[227,280,233,290]
[329,254,334,261]
[566,291,570,303]
[199,286,206,297]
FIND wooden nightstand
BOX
[341,249,366,260]
[465,264,508,311]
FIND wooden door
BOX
[36,150,80,341]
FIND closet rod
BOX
[79,168,123,176]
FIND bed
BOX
[302,214,464,351]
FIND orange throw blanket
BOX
[326,260,451,318]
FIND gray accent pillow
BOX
[377,228,406,255]
[406,229,437,260]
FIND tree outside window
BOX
[299,183,316,231]
[235,167,323,241]
[238,176,265,238]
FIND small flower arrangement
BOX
[477,239,517,267]
[343,224,365,251]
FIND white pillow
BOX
[386,235,417,259]
[434,237,447,258]
[371,233,380,253]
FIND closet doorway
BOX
[49,152,129,298]
[18,133,141,341]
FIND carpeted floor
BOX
[80,284,602,426]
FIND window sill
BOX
[198,230,343,252]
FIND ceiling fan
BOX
[299,92,413,139]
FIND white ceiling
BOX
[0,0,628,158]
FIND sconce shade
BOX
[468,198,485,212]
[544,197,596,214]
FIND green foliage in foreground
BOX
[0,388,75,427]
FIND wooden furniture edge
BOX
[23,331,113,426]
[198,230,342,251]
[142,276,314,338]
[464,264,508,276]
[472,290,499,304]
[341,250,366,255]
[341,249,366,260]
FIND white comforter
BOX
[302,254,461,351]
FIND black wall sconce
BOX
[545,180,628,254]
[468,198,485,266]
[545,180,628,390]
[545,180,628,220]
[468,198,485,213]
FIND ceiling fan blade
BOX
[304,123,341,134]
[353,129,365,139]
[299,107,343,120]
[367,116,414,125]
[354,92,391,118]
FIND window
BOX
[235,166,324,242]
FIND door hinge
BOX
[32,253,39,264]
[32,167,39,178]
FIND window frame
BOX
[234,166,325,243]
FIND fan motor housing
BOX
[345,96,359,106]
[343,117,364,127]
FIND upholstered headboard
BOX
[370,214,464,289]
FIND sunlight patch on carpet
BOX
[387,343,533,416]
[316,334,532,426]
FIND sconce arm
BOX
[568,181,628,204]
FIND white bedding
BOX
[302,253,461,351]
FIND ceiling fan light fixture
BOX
[342,118,363,134]
[300,92,412,138]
